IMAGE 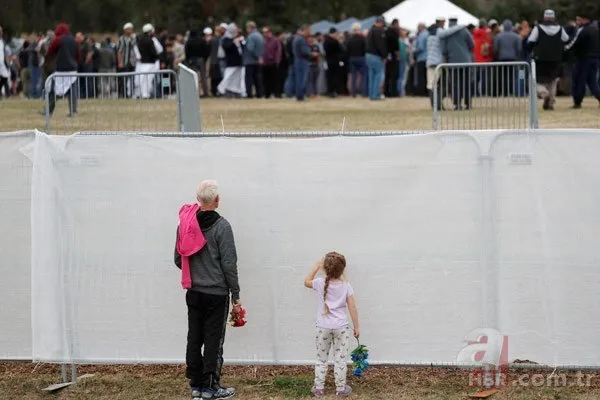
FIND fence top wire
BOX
[47,70,177,78]
[435,61,531,68]
[72,130,432,138]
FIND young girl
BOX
[304,252,359,398]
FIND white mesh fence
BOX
[0,131,35,359]
[2,130,600,366]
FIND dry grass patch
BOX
[1,97,598,134]
[2,362,600,399]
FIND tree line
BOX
[1,0,598,36]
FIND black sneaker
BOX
[571,104,582,109]
[201,384,236,399]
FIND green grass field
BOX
[2,96,599,134]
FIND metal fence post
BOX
[44,73,54,134]
[177,64,202,132]
[432,66,441,130]
[529,60,539,129]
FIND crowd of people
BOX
[1,10,599,110]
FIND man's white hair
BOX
[196,180,219,204]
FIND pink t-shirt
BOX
[312,277,354,329]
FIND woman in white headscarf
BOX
[217,23,246,97]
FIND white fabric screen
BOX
[19,130,600,366]
[0,131,34,359]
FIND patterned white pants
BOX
[314,326,351,391]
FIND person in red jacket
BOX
[472,19,493,96]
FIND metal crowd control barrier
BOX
[432,62,538,130]
[43,70,181,134]
[178,64,202,132]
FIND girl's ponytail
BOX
[321,251,346,315]
[323,276,331,314]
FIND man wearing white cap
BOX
[527,9,570,110]
[134,23,164,98]
[117,22,136,98]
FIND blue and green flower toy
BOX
[350,338,369,377]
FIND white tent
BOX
[383,0,479,31]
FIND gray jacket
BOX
[493,20,522,60]
[174,211,240,302]
[426,26,443,67]
[439,25,474,63]
[243,31,265,65]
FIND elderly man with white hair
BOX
[175,180,241,400]
[134,23,163,98]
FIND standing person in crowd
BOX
[262,26,283,98]
[439,17,475,110]
[218,23,245,98]
[292,25,311,101]
[304,252,359,398]
[209,24,225,97]
[565,14,600,109]
[397,29,411,97]
[346,23,367,98]
[366,16,387,101]
[528,10,570,110]
[28,34,42,98]
[413,23,429,96]
[172,34,186,69]
[88,37,100,97]
[76,32,93,98]
[243,21,265,99]
[98,38,116,98]
[277,32,289,96]
[426,18,445,109]
[384,19,400,97]
[135,24,164,99]
[175,180,241,400]
[216,23,228,77]
[284,32,296,97]
[324,27,344,97]
[0,26,12,98]
[473,19,493,96]
[559,21,578,95]
[117,23,136,98]
[315,33,328,95]
[493,20,522,96]
[520,20,533,61]
[45,23,79,116]
[38,30,54,87]
[18,40,31,97]
[306,34,321,98]
[185,29,210,97]
[489,20,501,38]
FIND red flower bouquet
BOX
[229,304,247,327]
